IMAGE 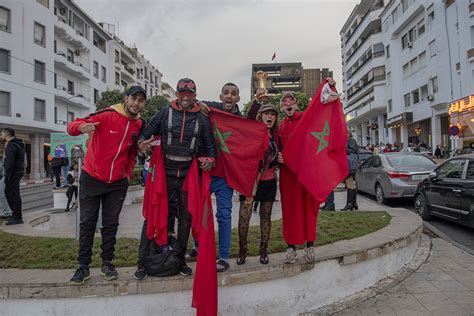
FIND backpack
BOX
[141,235,181,277]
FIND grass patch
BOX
[0,211,390,269]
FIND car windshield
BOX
[386,154,435,168]
[359,152,372,161]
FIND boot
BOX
[352,189,358,210]
[340,189,354,211]
[259,242,269,265]
[236,241,247,265]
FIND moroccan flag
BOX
[209,108,268,197]
[142,142,168,245]
[282,80,348,202]
[184,159,218,316]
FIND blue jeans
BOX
[0,178,12,217]
[211,176,233,260]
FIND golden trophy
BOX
[255,70,268,101]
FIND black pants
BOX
[66,186,78,211]
[77,172,129,267]
[5,176,22,220]
[52,167,62,187]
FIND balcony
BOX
[54,16,89,51]
[54,86,92,109]
[121,68,135,84]
[54,51,90,79]
[470,3,474,17]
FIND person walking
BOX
[340,131,359,211]
[64,162,78,212]
[67,85,146,285]
[1,128,25,225]
[50,157,64,189]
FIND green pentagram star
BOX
[213,125,232,154]
[311,120,330,154]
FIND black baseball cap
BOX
[176,78,197,93]
[127,85,147,99]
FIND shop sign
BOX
[50,133,88,158]
[448,95,474,115]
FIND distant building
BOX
[250,63,303,98]
[161,82,176,102]
[303,68,333,99]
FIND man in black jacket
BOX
[1,128,25,225]
[135,78,216,279]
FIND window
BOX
[94,89,99,104]
[437,159,466,179]
[427,10,434,24]
[34,98,46,121]
[67,111,74,123]
[67,80,74,94]
[101,66,106,83]
[0,6,10,32]
[412,89,420,104]
[67,49,74,63]
[404,93,411,107]
[93,61,98,78]
[420,85,428,100]
[54,40,57,53]
[402,34,409,49]
[386,71,391,85]
[403,63,410,78]
[386,45,390,58]
[0,48,10,73]
[401,0,409,12]
[150,72,153,83]
[54,106,57,123]
[34,22,46,46]
[93,31,106,53]
[429,40,437,57]
[388,99,392,112]
[408,27,416,42]
[36,0,49,8]
[136,68,140,79]
[419,51,427,67]
[466,161,474,180]
[0,91,10,116]
[115,50,119,63]
[115,72,120,85]
[54,73,57,88]
[430,76,438,94]
[34,60,46,83]
[155,76,158,85]
[417,19,425,36]
[471,26,474,47]
[410,57,418,73]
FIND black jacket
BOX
[203,101,243,117]
[140,104,216,178]
[3,138,25,181]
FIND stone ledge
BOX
[0,208,422,300]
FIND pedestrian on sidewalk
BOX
[0,158,12,219]
[51,157,64,189]
[66,85,146,285]
[64,162,78,212]
[1,128,25,225]
[340,131,359,211]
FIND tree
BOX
[96,90,124,110]
[142,95,170,123]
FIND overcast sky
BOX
[76,0,359,103]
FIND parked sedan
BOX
[400,146,433,157]
[355,153,437,204]
[414,154,474,228]
[358,149,373,166]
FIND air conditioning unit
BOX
[427,94,434,101]
[74,49,80,56]
[407,41,413,48]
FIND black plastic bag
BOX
[142,236,181,277]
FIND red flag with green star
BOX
[282,79,348,202]
[208,108,268,197]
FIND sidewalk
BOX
[334,237,474,315]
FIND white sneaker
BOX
[284,248,297,264]
[303,246,316,263]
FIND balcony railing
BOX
[467,48,474,61]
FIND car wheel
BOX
[414,194,432,221]
[375,184,387,204]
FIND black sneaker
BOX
[133,267,147,281]
[69,267,91,285]
[100,263,118,281]
[216,259,230,273]
[5,218,24,225]
[180,264,193,276]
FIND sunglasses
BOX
[177,81,196,90]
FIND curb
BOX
[422,221,474,256]
[303,234,432,315]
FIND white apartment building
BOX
[341,0,390,147]
[0,0,166,179]
[161,81,176,102]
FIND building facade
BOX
[251,63,303,98]
[0,0,165,179]
[161,81,176,102]
[341,0,389,147]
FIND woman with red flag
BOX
[237,104,281,265]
